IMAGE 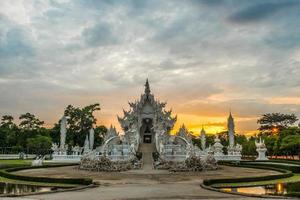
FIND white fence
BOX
[0,154,36,160]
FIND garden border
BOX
[202,162,299,198]
[0,164,93,185]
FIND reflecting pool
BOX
[0,182,63,195]
[220,183,287,196]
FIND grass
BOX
[0,159,31,165]
[211,173,300,188]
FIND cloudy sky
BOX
[1,0,300,135]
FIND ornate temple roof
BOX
[117,79,177,134]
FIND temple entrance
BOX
[143,135,152,143]
[140,118,154,144]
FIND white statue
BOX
[60,116,67,148]
[235,143,242,156]
[213,135,223,156]
[129,143,136,155]
[227,112,235,147]
[72,145,81,155]
[89,128,94,150]
[83,134,90,153]
[51,143,59,155]
[159,140,165,155]
[200,127,206,151]
[186,143,195,158]
[255,137,268,160]
[60,116,67,153]
[32,155,44,166]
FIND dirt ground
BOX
[8,165,290,200]
[15,165,280,185]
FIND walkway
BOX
[139,143,155,171]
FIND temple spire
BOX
[227,110,235,147]
[145,78,151,96]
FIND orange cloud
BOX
[267,97,300,105]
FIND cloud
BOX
[82,23,119,47]
[229,1,300,23]
[0,27,34,58]
[0,0,299,134]
[0,15,34,59]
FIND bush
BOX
[287,181,300,193]
[0,164,92,185]
[242,161,300,173]
[203,163,293,186]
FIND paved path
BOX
[4,182,291,200]
[140,143,155,171]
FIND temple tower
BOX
[227,112,235,147]
[145,78,151,97]
[200,126,206,151]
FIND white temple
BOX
[199,112,243,161]
[51,79,242,163]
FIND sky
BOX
[1,0,300,136]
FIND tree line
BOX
[193,113,300,160]
[0,103,107,155]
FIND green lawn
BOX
[212,173,300,188]
[0,159,31,165]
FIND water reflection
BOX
[220,183,287,196]
[0,182,61,195]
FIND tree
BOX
[1,115,15,128]
[49,123,61,144]
[241,137,256,156]
[94,125,107,147]
[63,103,101,146]
[27,135,52,155]
[19,113,44,130]
[257,113,298,134]
[280,135,300,160]
[0,115,18,148]
[18,113,48,150]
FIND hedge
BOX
[0,164,92,185]
[287,181,300,193]
[203,163,293,186]
[241,161,300,173]
[268,159,300,165]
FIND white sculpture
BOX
[200,127,206,151]
[186,143,195,158]
[83,134,90,154]
[32,155,44,166]
[60,116,67,155]
[213,135,223,156]
[51,143,59,155]
[255,137,268,160]
[72,145,82,155]
[228,112,235,147]
[60,116,67,148]
[89,128,94,150]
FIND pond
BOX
[219,183,287,196]
[0,182,65,195]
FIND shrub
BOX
[241,161,300,173]
[203,163,293,186]
[0,164,92,185]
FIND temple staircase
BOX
[139,143,156,171]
